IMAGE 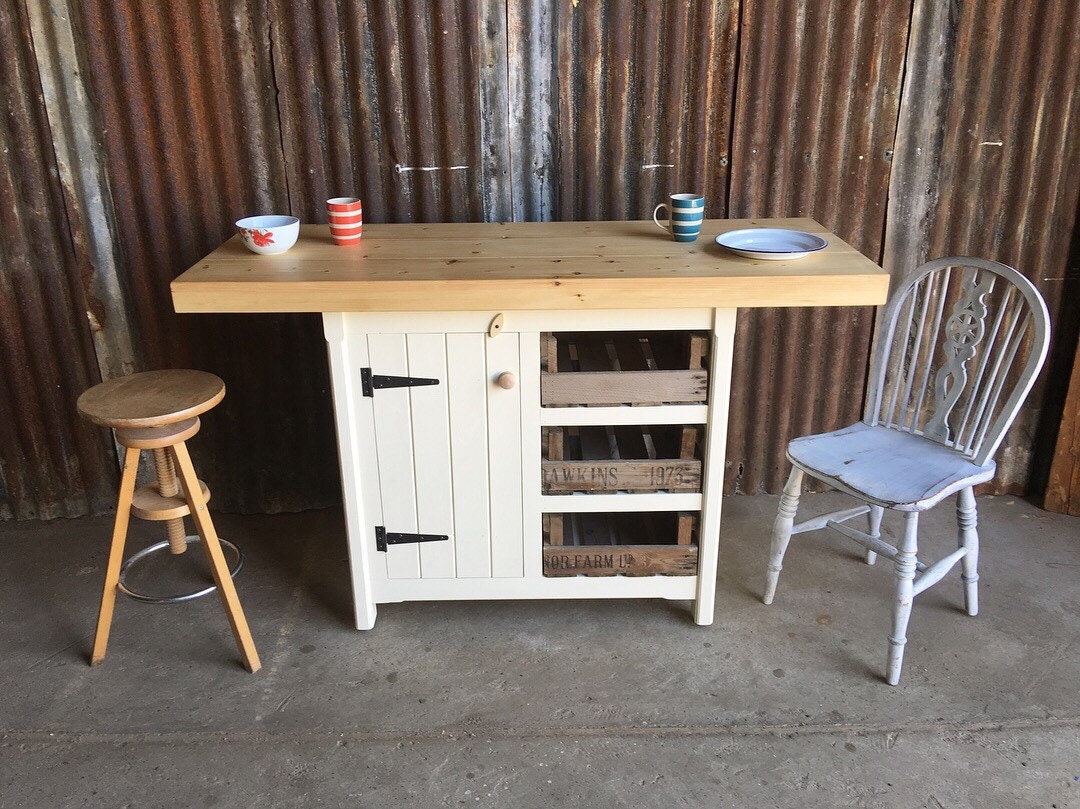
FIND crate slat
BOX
[542,544,698,576]
[542,459,702,493]
[541,369,707,406]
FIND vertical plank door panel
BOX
[367,333,421,579]
[447,333,493,577]
[486,333,524,578]
[406,333,457,578]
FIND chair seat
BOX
[787,422,995,511]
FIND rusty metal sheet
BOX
[510,0,740,222]
[73,0,339,513]
[725,0,912,493]
[269,0,508,224]
[4,0,1079,521]
[0,2,117,520]
[885,0,1080,495]
[66,0,511,513]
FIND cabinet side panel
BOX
[447,333,493,577]
[325,314,379,627]
[407,333,457,578]
[487,333,524,578]
[368,333,421,579]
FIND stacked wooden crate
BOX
[540,330,709,577]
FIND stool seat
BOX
[77,369,225,429]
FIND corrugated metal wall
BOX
[884,0,1080,495]
[508,1,739,221]
[725,0,912,493]
[0,2,117,519]
[3,0,1079,519]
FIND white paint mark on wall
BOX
[395,164,470,174]
[979,141,1004,146]
[641,164,675,170]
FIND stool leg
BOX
[153,448,188,554]
[91,446,140,665]
[170,441,261,673]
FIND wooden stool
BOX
[77,370,261,672]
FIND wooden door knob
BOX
[496,371,517,390]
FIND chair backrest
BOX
[864,257,1050,467]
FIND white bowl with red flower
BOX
[236,215,300,255]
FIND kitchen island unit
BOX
[172,218,889,629]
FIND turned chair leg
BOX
[91,446,141,665]
[864,505,884,565]
[957,487,980,616]
[763,466,804,605]
[171,441,262,673]
[886,511,920,685]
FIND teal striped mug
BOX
[653,193,705,242]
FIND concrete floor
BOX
[1,492,1078,808]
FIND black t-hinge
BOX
[375,526,450,552]
[361,367,440,397]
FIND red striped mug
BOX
[327,197,362,245]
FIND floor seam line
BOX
[5,714,1079,746]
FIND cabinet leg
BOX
[354,600,378,630]
[694,308,737,627]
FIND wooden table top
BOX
[171,218,889,313]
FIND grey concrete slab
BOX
[2,725,1077,808]
[1,493,1078,806]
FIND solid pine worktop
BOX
[171,217,889,313]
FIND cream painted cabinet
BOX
[324,309,735,631]
[174,219,889,634]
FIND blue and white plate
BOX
[715,228,828,260]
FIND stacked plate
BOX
[714,228,827,260]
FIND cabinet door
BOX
[365,331,522,580]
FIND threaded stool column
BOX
[153,448,188,554]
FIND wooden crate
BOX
[542,512,698,577]
[539,330,707,577]
[542,424,702,493]
[541,331,709,407]
[542,420,702,548]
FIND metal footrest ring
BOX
[117,535,244,604]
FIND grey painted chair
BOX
[762,257,1050,685]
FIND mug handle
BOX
[653,203,672,233]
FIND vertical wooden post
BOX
[542,334,564,546]
[1045,339,1080,515]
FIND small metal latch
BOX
[375,526,450,552]
[361,367,440,397]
